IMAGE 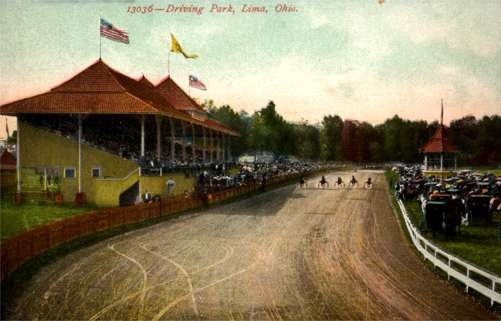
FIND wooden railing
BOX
[0,171,306,280]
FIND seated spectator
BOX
[143,190,152,203]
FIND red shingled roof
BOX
[0,92,160,115]
[51,60,126,93]
[154,76,204,111]
[422,125,458,153]
[0,60,239,136]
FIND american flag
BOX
[100,18,129,44]
[189,75,207,91]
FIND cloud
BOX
[202,53,499,126]
[384,3,500,57]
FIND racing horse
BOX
[349,175,358,188]
[299,177,306,188]
[318,175,329,189]
[364,177,373,189]
[335,176,345,188]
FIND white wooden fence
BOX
[397,199,501,306]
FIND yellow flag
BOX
[170,33,199,59]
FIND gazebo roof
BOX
[422,125,458,153]
[0,59,238,136]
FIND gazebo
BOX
[422,100,458,179]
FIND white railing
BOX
[95,167,140,181]
[397,199,501,306]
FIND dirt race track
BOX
[4,171,498,320]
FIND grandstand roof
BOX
[154,76,204,112]
[422,125,458,153]
[0,59,238,136]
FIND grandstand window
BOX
[64,168,76,179]
[91,167,101,178]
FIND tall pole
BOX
[99,17,102,59]
[168,51,170,76]
[191,123,196,161]
[140,115,145,157]
[16,117,21,193]
[210,130,214,163]
[181,121,187,161]
[155,116,162,160]
[441,98,444,126]
[169,118,175,162]
[228,138,231,162]
[202,127,207,163]
[222,134,226,163]
[78,114,83,193]
[217,132,221,162]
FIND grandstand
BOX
[0,59,239,206]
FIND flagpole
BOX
[99,17,102,59]
[168,50,171,76]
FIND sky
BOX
[1,0,500,139]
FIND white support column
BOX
[155,116,162,160]
[16,117,21,193]
[78,114,83,193]
[169,118,175,162]
[191,123,196,161]
[424,154,428,171]
[140,115,145,158]
[202,127,207,163]
[217,132,221,162]
[210,130,214,163]
[222,134,226,163]
[440,153,443,171]
[181,121,187,161]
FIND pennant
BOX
[170,34,198,59]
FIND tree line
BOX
[205,100,501,165]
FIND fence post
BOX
[466,269,469,293]
[447,259,451,280]
[491,281,495,306]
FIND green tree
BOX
[320,115,343,161]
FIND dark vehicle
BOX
[466,194,492,225]
[425,201,447,233]
[424,201,459,235]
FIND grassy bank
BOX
[0,200,96,240]
[386,170,501,276]
[403,197,501,275]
